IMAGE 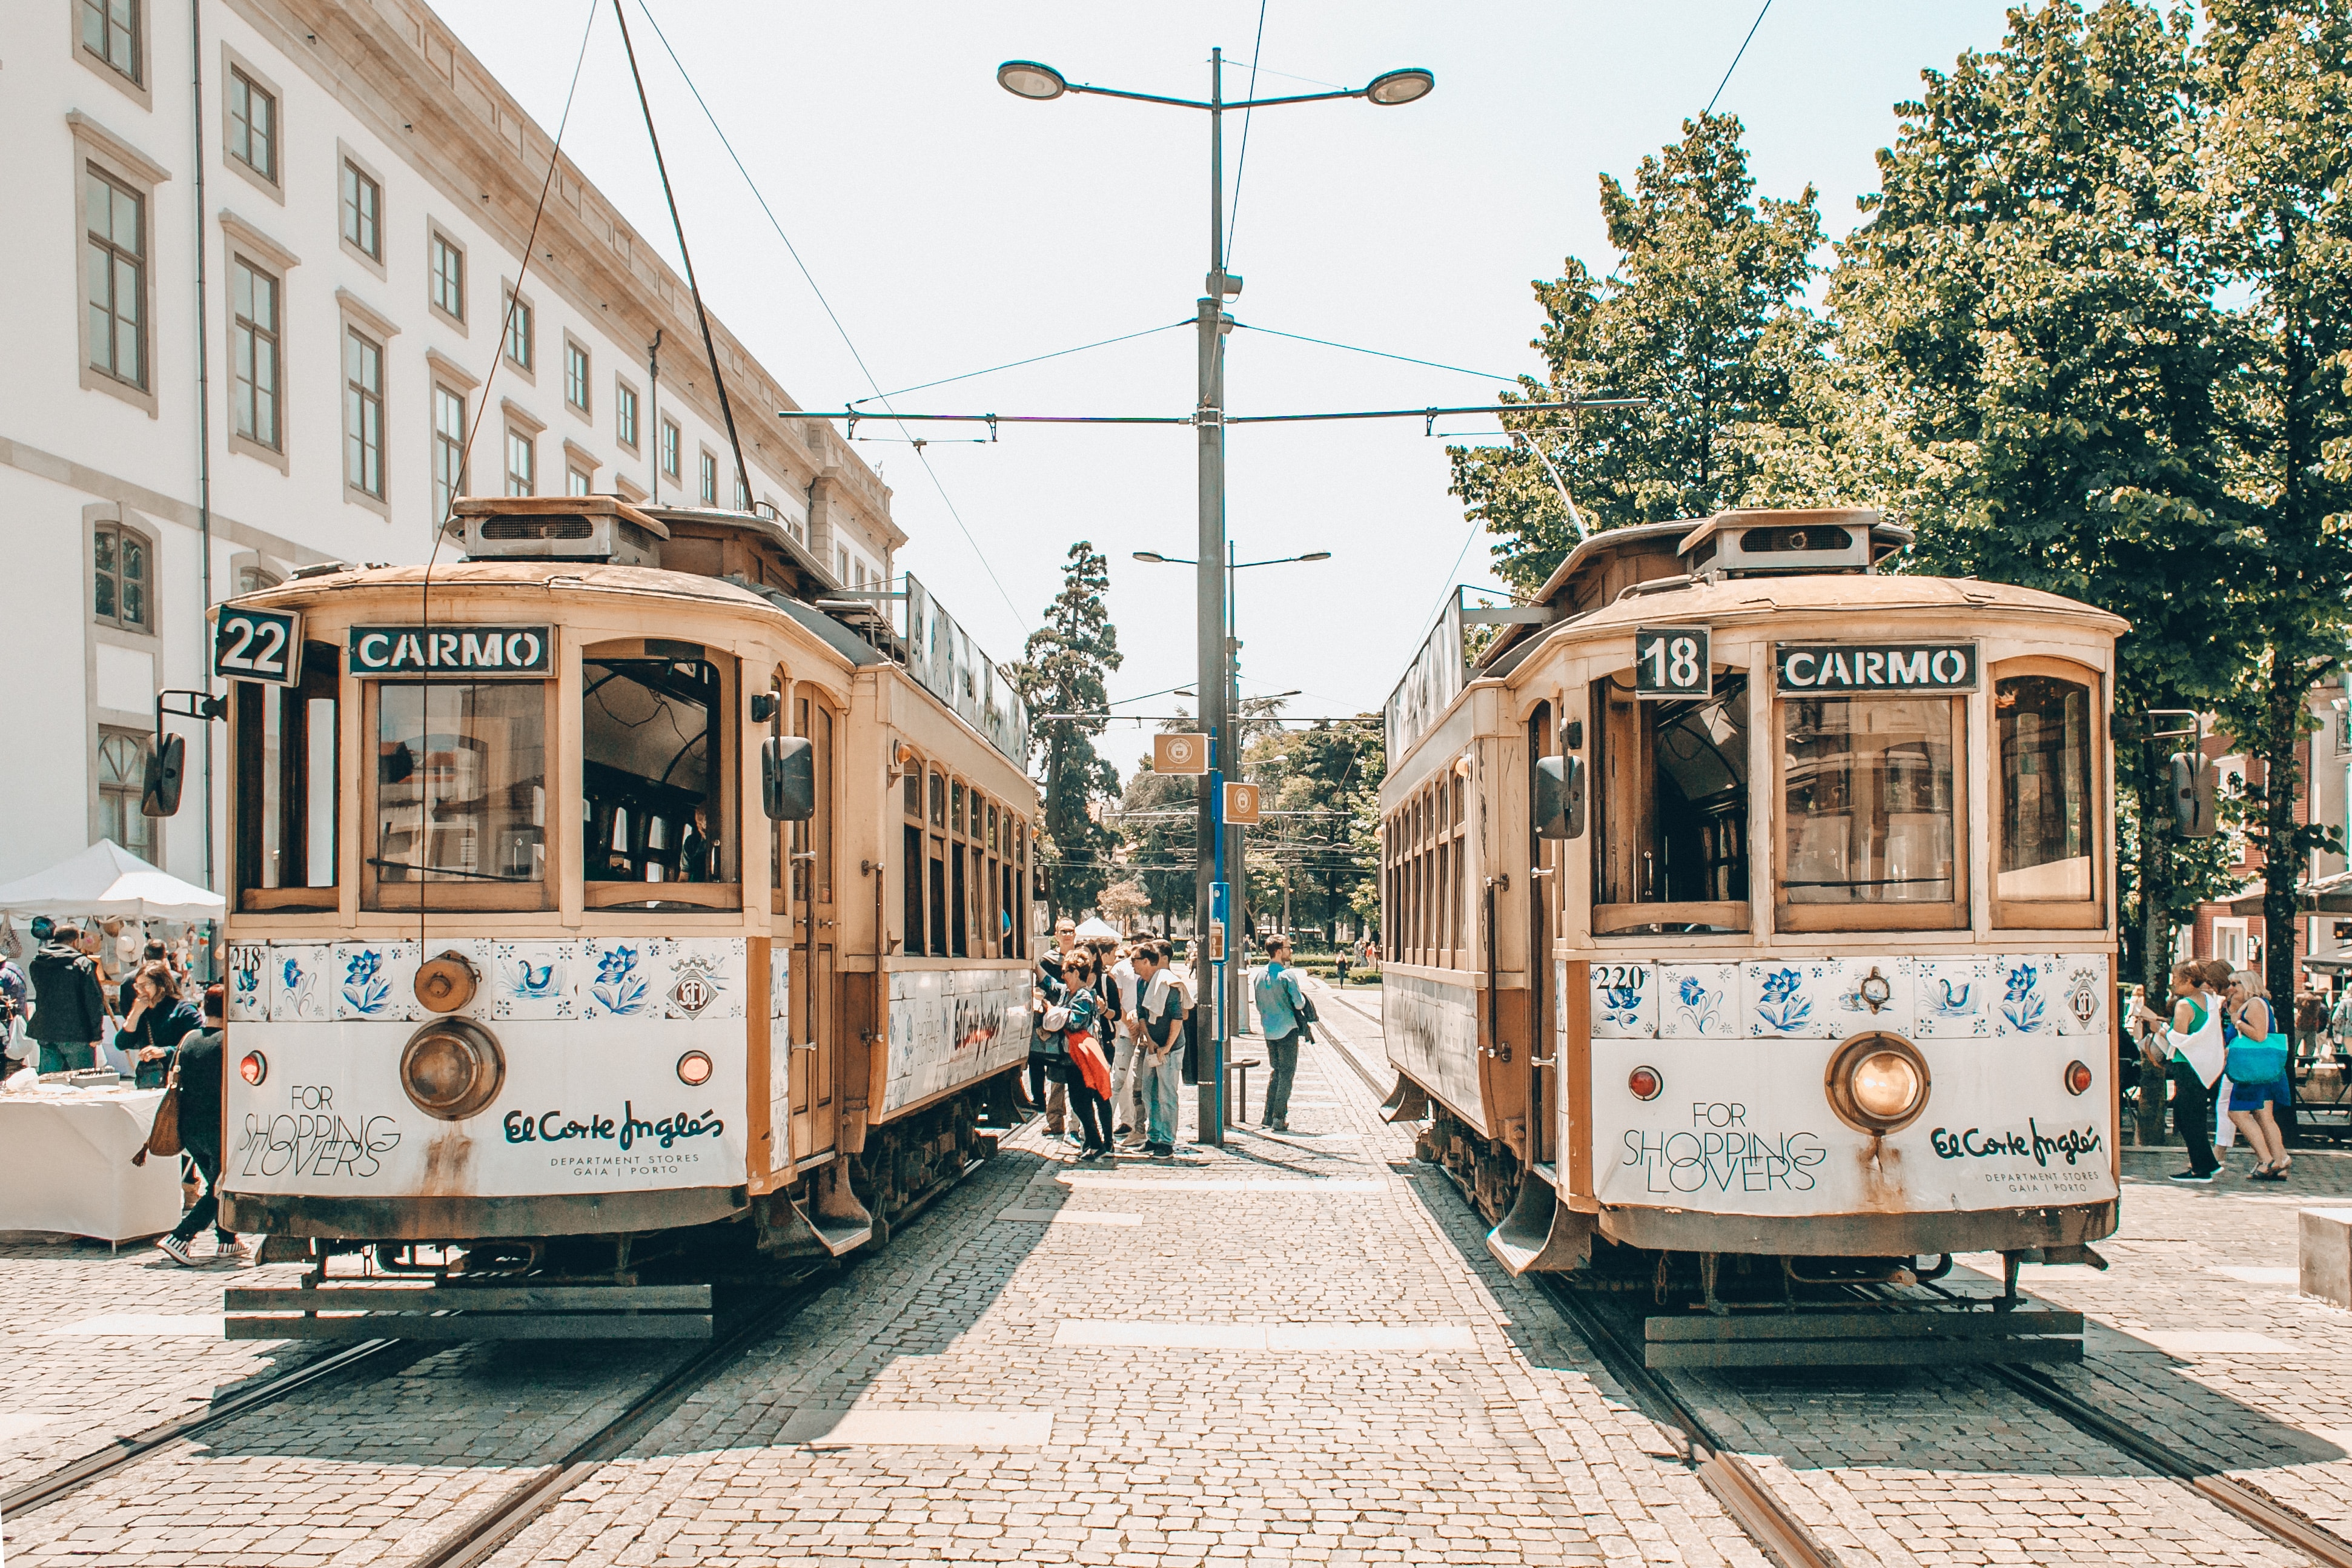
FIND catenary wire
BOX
[631,0,1027,633]
[849,321,1193,407]
[1225,2,1270,259]
[1230,322,1522,383]
[1706,0,1774,117]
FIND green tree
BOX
[1826,0,2249,987]
[2202,0,2352,1005]
[1009,543,1124,921]
[1241,718,1384,944]
[1448,113,1827,590]
[1114,715,1202,936]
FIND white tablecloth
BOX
[0,1088,186,1241]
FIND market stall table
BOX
[0,1083,185,1242]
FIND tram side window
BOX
[1996,673,2094,908]
[902,754,926,956]
[1779,694,1961,925]
[582,659,730,895]
[235,642,340,908]
[1592,673,1750,931]
[369,680,546,904]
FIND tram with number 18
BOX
[1377,508,2123,1363]
[158,494,1037,1338]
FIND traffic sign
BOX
[1155,732,1209,775]
[1224,781,1260,824]
[1634,625,1711,699]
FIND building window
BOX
[81,0,140,84]
[503,291,532,371]
[93,521,150,632]
[340,159,380,260]
[566,465,592,496]
[660,417,681,481]
[230,256,282,451]
[564,339,589,412]
[98,729,154,861]
[505,428,535,495]
[236,561,282,595]
[227,67,277,184]
[429,231,465,322]
[734,474,750,512]
[85,166,146,391]
[838,547,850,581]
[432,384,466,520]
[615,380,639,449]
[699,450,717,506]
[344,328,385,499]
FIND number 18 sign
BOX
[1634,626,1711,699]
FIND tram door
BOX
[789,696,840,1160]
[1526,703,1555,1171]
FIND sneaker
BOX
[155,1235,196,1266]
[2168,1169,2215,1183]
[1147,1142,1174,1157]
[1115,1124,1132,1136]
[216,1236,252,1263]
[1272,1119,1290,1133]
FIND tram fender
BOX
[1486,1176,1594,1275]
[1380,1073,1431,1124]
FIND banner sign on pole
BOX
[1154,732,1210,775]
[1224,781,1261,824]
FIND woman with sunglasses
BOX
[1039,951,1115,1158]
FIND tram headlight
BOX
[1627,1065,1663,1102]
[238,1051,267,1087]
[2065,1059,2095,1097]
[677,1050,714,1087]
[1824,1031,1931,1134]
[399,1019,505,1122]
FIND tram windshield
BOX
[1780,695,1955,905]
[369,681,548,893]
[234,643,339,907]
[583,659,722,884]
[1593,674,1749,929]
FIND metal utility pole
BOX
[1194,47,1233,1144]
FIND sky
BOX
[442,0,2020,778]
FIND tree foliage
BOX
[1008,542,1123,920]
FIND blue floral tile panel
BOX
[1913,958,1991,1038]
[332,941,422,1024]
[1589,961,1657,1039]
[1658,963,1740,1040]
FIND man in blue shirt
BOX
[1251,935,1309,1133]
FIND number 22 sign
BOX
[213,606,303,687]
[1634,626,1711,699]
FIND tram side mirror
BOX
[1534,754,1585,841]
[762,735,816,821]
[141,735,186,819]
[2167,752,2218,838]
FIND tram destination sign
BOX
[348,624,555,677]
[1634,626,1712,699]
[1775,641,1978,693]
[213,606,303,687]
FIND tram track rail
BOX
[0,1335,412,1521]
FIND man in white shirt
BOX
[1131,941,1186,1156]
[1105,941,1147,1147]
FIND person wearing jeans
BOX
[1251,935,1309,1133]
[157,986,243,1266]
[1132,943,1185,1156]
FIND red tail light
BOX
[677,1050,714,1087]
[239,1051,267,1086]
[2064,1059,2094,1097]
[1628,1065,1662,1102]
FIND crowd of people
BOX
[1024,918,1321,1157]
[2133,956,2294,1183]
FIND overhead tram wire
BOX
[1224,2,1270,259]
[847,320,1194,408]
[1706,0,1775,117]
[631,0,1026,632]
[1228,323,1522,383]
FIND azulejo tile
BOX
[661,938,746,1022]
[2052,953,2111,1038]
[267,943,333,1023]
[1992,954,2063,1037]
[490,939,578,1021]
[332,941,422,1024]
[1590,961,1657,1039]
[581,938,657,1022]
[1821,958,1915,1037]
[1658,963,1740,1040]
[1745,959,1838,1038]
[1913,958,1991,1039]
[225,943,268,1023]
[769,946,791,1020]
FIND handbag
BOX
[2225,1031,2290,1086]
[131,1071,182,1166]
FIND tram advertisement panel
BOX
[1584,951,2116,1214]
[221,938,751,1197]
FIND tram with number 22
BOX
[164,494,1037,1338]
[1378,508,2122,1363]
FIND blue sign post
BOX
[1199,727,1228,1145]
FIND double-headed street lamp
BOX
[1006,51,1429,1144]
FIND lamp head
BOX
[1133,551,1168,563]
[998,60,1068,101]
[1297,551,1333,562]
[1364,67,1435,106]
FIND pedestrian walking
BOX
[2223,966,2292,1180]
[1251,935,1311,1133]
[121,961,202,1091]
[156,985,245,1266]
[2135,958,2224,1182]
[1132,941,1185,1156]
[27,923,107,1074]
[1039,949,1114,1157]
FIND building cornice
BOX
[65,110,174,185]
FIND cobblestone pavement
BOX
[0,1235,319,1490]
[485,985,1756,1567]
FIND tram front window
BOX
[583,660,722,886]
[1996,673,2093,902]
[369,681,546,898]
[1780,696,1956,907]
[1592,673,1749,932]
[235,641,339,909]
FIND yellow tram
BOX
[177,495,1036,1337]
[1379,509,2122,1356]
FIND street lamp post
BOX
[1003,48,1431,1146]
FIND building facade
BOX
[1,0,903,895]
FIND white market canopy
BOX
[1072,917,1122,941]
[0,840,226,921]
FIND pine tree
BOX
[1009,543,1124,921]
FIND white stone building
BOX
[1,0,902,896]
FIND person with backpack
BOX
[27,923,107,1074]
[1251,935,1313,1133]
